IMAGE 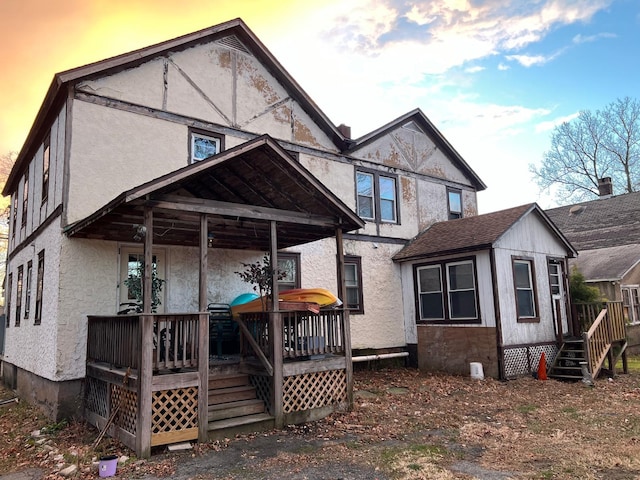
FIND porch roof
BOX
[64,135,364,250]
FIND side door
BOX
[548,259,569,338]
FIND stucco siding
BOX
[67,101,186,224]
[56,238,117,380]
[77,58,165,110]
[3,220,62,380]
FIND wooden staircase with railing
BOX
[208,373,274,440]
[549,302,628,382]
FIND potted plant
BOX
[235,254,285,311]
[123,261,166,313]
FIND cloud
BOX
[505,52,561,67]
[497,63,510,70]
[465,65,485,73]
[572,32,617,43]
[535,112,580,133]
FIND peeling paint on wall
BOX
[293,118,322,148]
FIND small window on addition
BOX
[190,131,222,163]
[447,188,462,220]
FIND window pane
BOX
[192,135,219,162]
[278,258,296,284]
[515,262,531,288]
[358,196,373,218]
[449,190,461,213]
[450,291,477,318]
[345,264,357,286]
[357,173,374,219]
[517,290,535,317]
[346,287,360,309]
[448,263,474,290]
[380,199,396,221]
[419,267,441,292]
[420,293,443,319]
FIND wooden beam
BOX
[270,221,284,428]
[336,228,353,410]
[199,214,208,311]
[146,195,337,227]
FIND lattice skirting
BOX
[151,387,198,438]
[283,369,347,413]
[84,377,138,436]
[250,374,273,414]
[503,343,558,379]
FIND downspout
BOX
[490,248,505,380]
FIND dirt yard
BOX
[2,366,640,479]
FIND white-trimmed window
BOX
[277,253,300,293]
[356,169,398,223]
[190,131,222,163]
[415,258,478,323]
[344,256,364,314]
[513,257,538,321]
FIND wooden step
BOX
[549,373,583,380]
[209,385,256,405]
[208,399,265,421]
[208,413,274,432]
[209,373,249,390]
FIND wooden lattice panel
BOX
[112,385,138,435]
[282,369,347,413]
[85,377,108,418]
[504,344,558,379]
[152,387,198,435]
[250,374,273,413]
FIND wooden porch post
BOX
[335,228,353,409]
[269,220,284,428]
[137,207,153,456]
[198,214,209,442]
[142,207,153,314]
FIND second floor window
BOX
[356,169,398,223]
[21,175,28,227]
[190,131,222,163]
[42,134,50,204]
[448,188,462,220]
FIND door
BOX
[548,260,569,338]
[119,247,166,313]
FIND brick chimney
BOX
[337,124,351,139]
[598,177,613,197]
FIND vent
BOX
[216,35,250,54]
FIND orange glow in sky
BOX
[0,0,324,156]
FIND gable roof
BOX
[571,244,640,282]
[346,109,487,191]
[393,203,575,262]
[4,18,350,196]
[64,135,364,250]
[545,191,640,250]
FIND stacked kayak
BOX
[230,288,341,316]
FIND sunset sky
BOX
[0,0,637,213]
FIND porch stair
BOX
[207,373,274,440]
[548,338,586,381]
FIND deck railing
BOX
[575,301,626,377]
[86,313,209,458]
[238,308,346,362]
[87,313,201,371]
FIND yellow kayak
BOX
[231,288,341,316]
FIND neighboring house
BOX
[394,203,577,379]
[0,18,486,424]
[546,182,640,324]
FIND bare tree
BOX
[531,97,640,203]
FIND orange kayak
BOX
[231,288,341,316]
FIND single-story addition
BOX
[394,203,577,379]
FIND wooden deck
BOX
[85,307,351,457]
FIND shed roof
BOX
[64,135,364,250]
[545,191,640,250]
[393,203,575,262]
[570,244,640,282]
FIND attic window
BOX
[189,130,223,164]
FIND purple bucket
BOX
[99,455,118,477]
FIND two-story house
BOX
[1,19,576,441]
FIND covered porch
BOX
[69,135,364,457]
